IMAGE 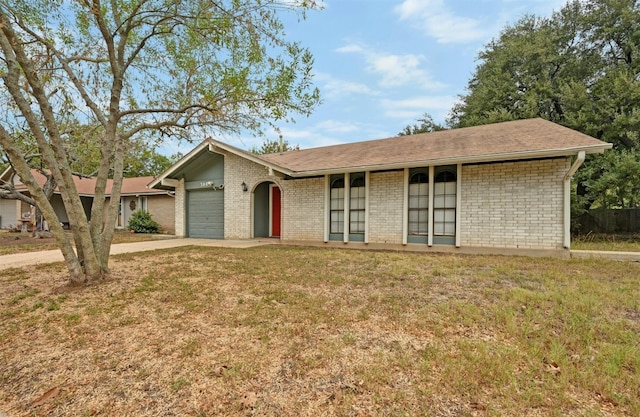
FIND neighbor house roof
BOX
[119,176,161,196]
[0,169,163,197]
[258,118,612,176]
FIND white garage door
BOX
[187,190,224,239]
[0,199,17,229]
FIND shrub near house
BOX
[128,210,160,234]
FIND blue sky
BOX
[164,0,568,155]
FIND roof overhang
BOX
[206,140,294,177]
[283,144,612,178]
[147,140,210,189]
[148,138,294,189]
[0,166,12,182]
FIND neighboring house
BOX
[149,118,611,256]
[0,169,175,233]
[115,176,175,233]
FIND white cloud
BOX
[394,0,492,44]
[278,126,349,148]
[274,120,395,148]
[380,95,458,123]
[336,43,446,90]
[335,44,364,54]
[324,78,379,98]
[314,71,379,99]
[314,120,361,134]
[499,0,568,15]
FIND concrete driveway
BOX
[0,238,276,271]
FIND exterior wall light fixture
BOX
[241,181,248,192]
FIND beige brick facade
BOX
[460,158,568,250]
[368,170,404,244]
[281,177,325,241]
[223,152,284,239]
[147,195,175,234]
[174,179,185,237]
[171,147,570,253]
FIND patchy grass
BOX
[1,246,639,416]
[572,233,640,252]
[0,230,172,256]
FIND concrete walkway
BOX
[570,249,640,262]
[0,238,276,271]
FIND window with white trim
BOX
[408,169,429,236]
[434,169,456,236]
[330,176,344,234]
[349,173,365,234]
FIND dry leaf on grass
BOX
[32,386,60,407]
[470,401,487,410]
[241,391,258,409]
[212,364,229,377]
[543,358,561,375]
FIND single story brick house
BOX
[0,169,175,233]
[150,118,611,255]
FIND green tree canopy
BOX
[449,0,640,210]
[63,128,181,177]
[249,137,297,154]
[398,113,447,136]
[0,0,320,284]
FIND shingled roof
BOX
[1,169,162,197]
[258,118,611,176]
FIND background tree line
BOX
[402,0,640,215]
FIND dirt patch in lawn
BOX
[1,246,639,416]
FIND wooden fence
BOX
[576,208,640,233]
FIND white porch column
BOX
[402,168,409,245]
[364,171,370,244]
[564,151,586,248]
[323,175,330,242]
[428,165,434,247]
[455,163,462,248]
[343,172,350,243]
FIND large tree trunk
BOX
[0,128,86,283]
[0,12,102,284]
[98,135,126,272]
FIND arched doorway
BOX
[253,181,281,238]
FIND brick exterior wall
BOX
[223,152,282,239]
[148,195,175,234]
[281,177,325,241]
[460,158,568,250]
[172,149,569,251]
[174,179,185,237]
[368,170,404,244]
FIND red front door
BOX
[271,186,281,237]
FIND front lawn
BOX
[0,229,171,256]
[1,246,639,416]
[571,233,640,252]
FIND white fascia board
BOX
[285,145,613,178]
[149,138,294,189]
[160,178,180,188]
[207,140,294,177]
[119,191,169,197]
[147,140,211,189]
[0,166,13,182]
